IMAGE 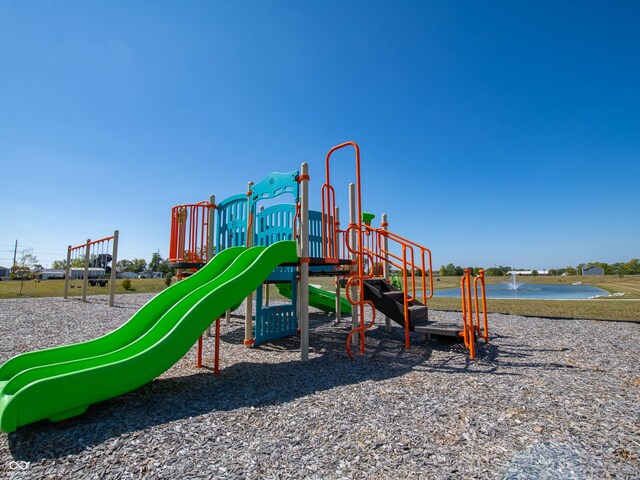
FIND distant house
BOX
[0,266,10,278]
[137,270,163,279]
[117,271,138,279]
[583,266,604,275]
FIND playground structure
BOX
[63,231,119,307]
[0,142,488,433]
[169,142,489,362]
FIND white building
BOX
[507,270,549,276]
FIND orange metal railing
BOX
[169,201,215,264]
[321,142,376,358]
[321,141,437,358]
[460,269,488,359]
[360,225,434,350]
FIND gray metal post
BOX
[207,195,216,336]
[334,206,341,324]
[382,214,391,332]
[82,239,91,302]
[108,230,119,307]
[349,183,359,346]
[63,245,71,299]
[244,182,254,347]
[299,163,310,362]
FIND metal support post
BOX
[349,183,359,347]
[63,245,71,299]
[382,214,391,332]
[244,182,254,347]
[334,206,341,324]
[82,239,91,302]
[299,163,310,362]
[108,230,119,307]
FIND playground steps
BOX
[362,279,429,330]
[413,322,462,338]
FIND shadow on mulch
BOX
[7,314,575,462]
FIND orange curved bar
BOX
[474,270,489,343]
[322,142,362,262]
[465,269,475,359]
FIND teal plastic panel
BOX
[249,170,299,210]
[254,273,298,346]
[217,193,248,251]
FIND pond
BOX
[432,282,610,300]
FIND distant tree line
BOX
[434,258,640,277]
[51,252,174,276]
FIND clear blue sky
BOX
[1,1,638,270]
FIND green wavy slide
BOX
[0,240,298,433]
[276,283,351,315]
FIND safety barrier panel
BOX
[169,202,214,265]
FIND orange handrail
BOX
[322,142,362,261]
[474,270,489,343]
[322,142,377,358]
[460,269,490,359]
[322,142,437,357]
[460,269,476,359]
[360,225,433,349]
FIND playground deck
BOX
[0,294,638,479]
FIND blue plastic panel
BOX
[249,170,299,210]
[255,204,295,247]
[217,194,247,251]
[254,277,298,346]
[308,210,323,258]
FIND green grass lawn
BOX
[2,274,638,321]
[0,278,168,299]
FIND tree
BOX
[130,258,147,273]
[566,266,577,275]
[439,265,446,277]
[52,259,67,270]
[625,258,639,275]
[444,263,457,276]
[149,252,162,272]
[532,270,539,276]
[71,258,84,267]
[117,259,133,271]
[13,248,39,296]
[485,267,504,277]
